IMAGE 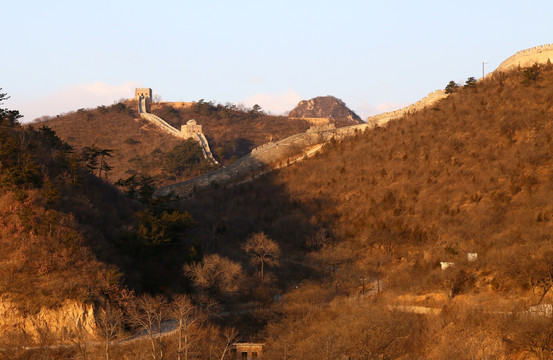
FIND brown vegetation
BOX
[181,63,553,359]
[6,61,553,358]
[36,100,311,187]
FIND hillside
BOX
[6,48,553,359]
[37,100,311,186]
[150,100,312,160]
[0,102,132,314]
[0,95,216,356]
[180,63,553,359]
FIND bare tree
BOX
[97,305,123,360]
[242,232,280,281]
[129,294,169,360]
[30,317,55,356]
[170,294,203,360]
[219,327,238,360]
[184,254,244,297]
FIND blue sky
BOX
[2,0,552,122]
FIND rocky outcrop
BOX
[289,96,362,127]
[0,298,97,342]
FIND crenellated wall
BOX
[306,123,336,133]
[366,44,553,126]
[496,43,553,72]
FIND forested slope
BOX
[183,64,553,359]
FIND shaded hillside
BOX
[0,101,133,314]
[289,95,362,126]
[37,100,311,186]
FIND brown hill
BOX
[33,100,311,186]
[276,64,553,298]
[288,95,362,126]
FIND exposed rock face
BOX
[289,96,362,126]
[0,298,97,342]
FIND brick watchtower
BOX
[135,88,152,100]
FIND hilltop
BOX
[288,95,362,126]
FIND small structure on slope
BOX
[233,343,264,359]
[181,119,203,137]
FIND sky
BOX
[2,0,552,122]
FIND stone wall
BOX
[306,123,336,133]
[152,101,194,110]
[289,116,330,125]
[496,43,553,72]
[153,44,553,198]
[195,132,218,164]
[139,98,182,137]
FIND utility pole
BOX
[482,62,489,79]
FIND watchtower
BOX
[181,119,203,138]
[135,88,152,100]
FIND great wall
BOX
[146,44,553,198]
[496,43,553,72]
[365,43,553,126]
[136,88,219,165]
[154,122,370,197]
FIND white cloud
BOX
[13,81,136,122]
[242,90,302,115]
